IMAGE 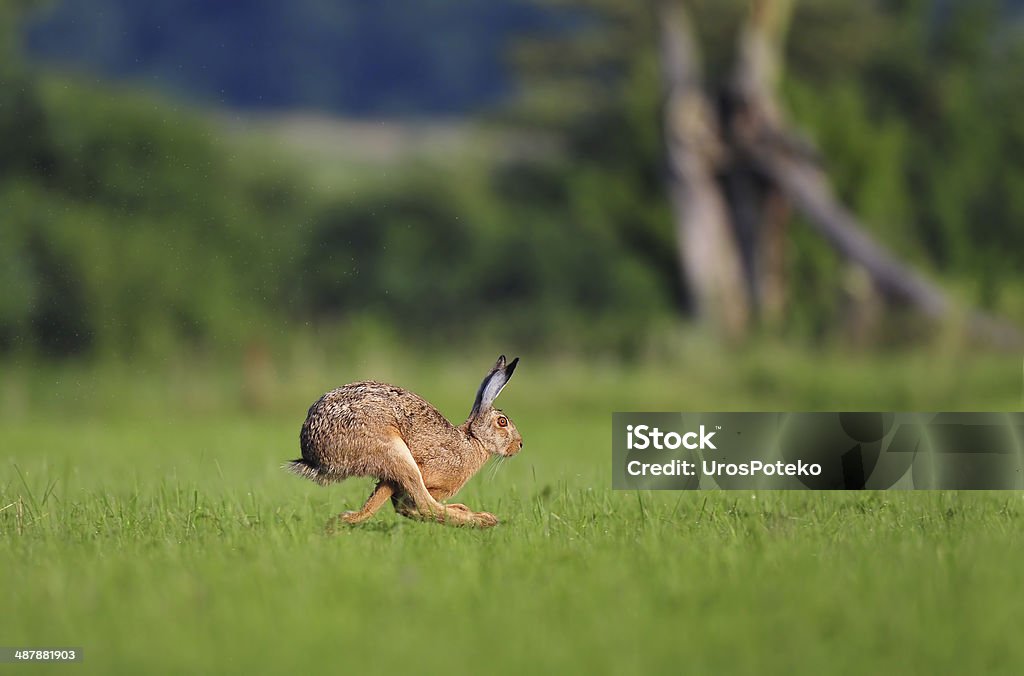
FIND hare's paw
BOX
[338,510,368,525]
[443,503,497,527]
[438,503,474,525]
[471,511,499,528]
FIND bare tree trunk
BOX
[657,0,750,338]
[733,0,793,128]
[728,0,795,328]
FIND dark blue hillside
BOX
[22,0,550,115]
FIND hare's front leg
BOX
[391,491,498,528]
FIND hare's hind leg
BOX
[337,480,396,525]
[382,436,487,527]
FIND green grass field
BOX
[2,344,1023,674]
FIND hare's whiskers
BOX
[489,454,509,481]
[486,456,502,481]
[487,454,503,481]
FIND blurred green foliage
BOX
[0,75,307,355]
[1,0,1023,359]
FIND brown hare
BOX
[286,355,522,528]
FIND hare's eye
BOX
[497,416,508,427]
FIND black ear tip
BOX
[506,357,519,376]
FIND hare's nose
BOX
[519,441,524,449]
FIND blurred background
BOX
[1,0,1023,413]
[3,6,1024,672]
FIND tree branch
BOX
[748,135,1022,347]
[657,0,750,337]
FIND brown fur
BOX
[286,357,522,528]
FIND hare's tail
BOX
[283,458,332,486]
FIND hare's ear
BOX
[470,354,519,417]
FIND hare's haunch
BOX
[285,355,522,528]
